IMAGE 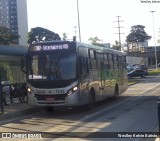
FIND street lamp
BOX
[77,0,81,42]
[150,11,158,70]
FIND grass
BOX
[148,69,160,75]
[128,79,142,86]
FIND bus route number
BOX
[56,89,64,94]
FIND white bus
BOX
[21,41,128,109]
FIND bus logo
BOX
[2,133,12,138]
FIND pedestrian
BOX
[21,83,27,103]
[0,78,4,114]
[10,85,14,103]
[2,84,10,105]
[14,83,22,103]
[2,91,8,106]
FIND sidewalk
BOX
[0,98,40,121]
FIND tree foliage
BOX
[112,40,121,50]
[88,36,105,47]
[126,25,151,43]
[0,26,20,45]
[88,36,101,45]
[62,33,67,41]
[27,27,61,44]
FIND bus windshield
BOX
[28,52,76,81]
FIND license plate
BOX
[46,96,55,101]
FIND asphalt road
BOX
[0,75,160,141]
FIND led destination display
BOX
[29,43,69,51]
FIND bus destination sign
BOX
[32,44,69,51]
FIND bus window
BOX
[122,56,127,68]
[89,50,96,59]
[79,57,89,74]
[89,59,97,69]
[96,53,101,69]
[32,55,38,75]
[104,54,109,69]
[118,56,123,69]
[96,53,104,69]
[108,54,113,69]
[113,54,118,69]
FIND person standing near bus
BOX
[2,86,9,105]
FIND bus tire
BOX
[87,90,95,109]
[113,85,119,100]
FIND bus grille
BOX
[35,94,67,101]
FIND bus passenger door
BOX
[79,56,90,104]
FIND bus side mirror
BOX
[21,56,26,73]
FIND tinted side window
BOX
[79,57,89,74]
[108,54,113,69]
[104,54,109,69]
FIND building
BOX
[0,0,28,46]
[0,44,27,83]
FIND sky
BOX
[26,0,160,46]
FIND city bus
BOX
[21,41,128,109]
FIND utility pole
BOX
[77,0,81,42]
[73,26,77,37]
[73,26,77,41]
[114,16,124,51]
[150,11,157,70]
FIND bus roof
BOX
[76,41,126,56]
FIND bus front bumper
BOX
[27,90,80,107]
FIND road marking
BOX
[71,83,160,127]
[0,112,44,125]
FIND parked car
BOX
[134,65,148,71]
[127,64,138,72]
[128,69,148,78]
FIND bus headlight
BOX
[73,86,78,91]
[27,87,35,97]
[68,86,78,96]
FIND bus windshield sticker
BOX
[29,75,47,79]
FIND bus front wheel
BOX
[113,85,119,100]
[87,90,95,109]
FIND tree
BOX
[0,26,20,45]
[112,40,121,50]
[126,25,151,52]
[27,27,61,44]
[88,36,101,45]
[62,33,67,41]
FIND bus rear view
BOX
[26,41,79,107]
